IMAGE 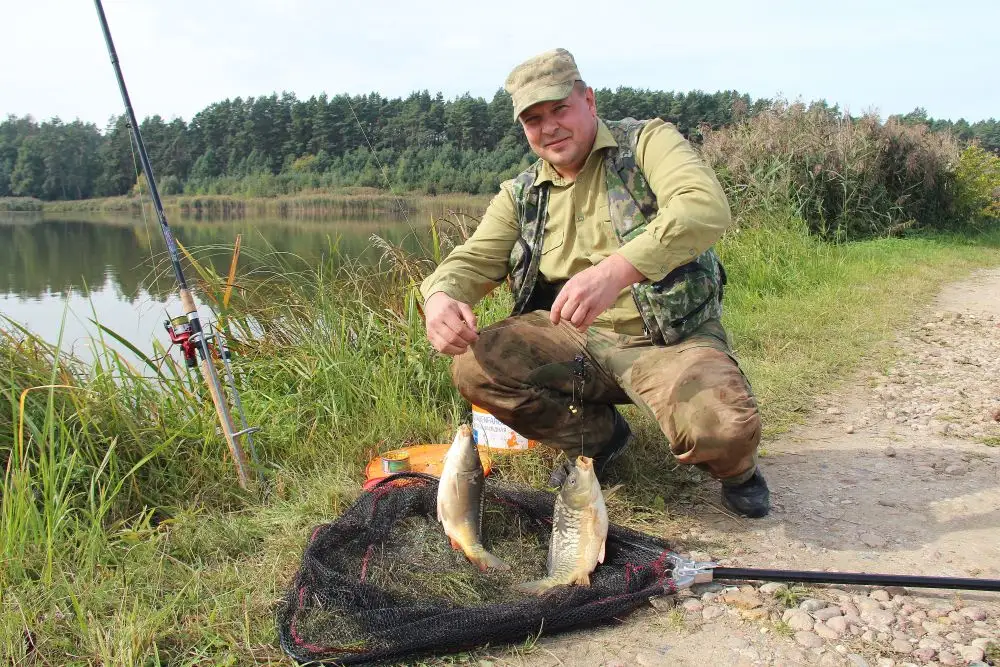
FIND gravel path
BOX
[505,269,1000,667]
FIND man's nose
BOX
[541,114,560,136]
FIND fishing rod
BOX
[93,0,254,489]
[658,550,1000,593]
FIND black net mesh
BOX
[277,472,678,665]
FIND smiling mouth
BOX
[545,137,570,148]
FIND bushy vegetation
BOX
[701,102,969,238]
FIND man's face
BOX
[519,84,598,178]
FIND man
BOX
[420,48,769,518]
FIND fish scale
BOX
[516,456,608,595]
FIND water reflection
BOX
[0,212,442,360]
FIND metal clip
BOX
[665,552,717,591]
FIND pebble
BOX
[800,599,828,612]
[960,607,987,621]
[909,647,936,662]
[784,610,815,631]
[891,638,913,654]
[936,650,958,666]
[794,631,824,648]
[813,607,843,621]
[871,590,892,602]
[759,582,787,595]
[681,599,703,613]
[814,622,840,640]
[958,646,985,662]
[826,616,849,635]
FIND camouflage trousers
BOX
[452,312,760,483]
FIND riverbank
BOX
[36,187,490,220]
[1,217,999,663]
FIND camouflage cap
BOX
[504,48,581,119]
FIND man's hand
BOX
[424,291,479,355]
[550,254,645,331]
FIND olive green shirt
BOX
[419,118,732,335]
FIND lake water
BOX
[0,207,467,362]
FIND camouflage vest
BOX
[508,117,727,345]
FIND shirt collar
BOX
[533,118,617,187]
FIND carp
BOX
[436,424,508,571]
[517,456,608,595]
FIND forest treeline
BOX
[1,87,997,201]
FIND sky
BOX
[1,0,997,129]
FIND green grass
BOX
[1,216,999,664]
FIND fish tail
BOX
[464,544,510,571]
[514,576,560,596]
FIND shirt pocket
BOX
[541,227,565,255]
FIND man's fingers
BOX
[550,290,568,325]
[456,303,479,341]
[428,326,468,356]
[441,312,478,344]
[570,306,591,331]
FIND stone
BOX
[917,637,942,650]
[944,631,963,642]
[759,582,787,595]
[846,654,869,667]
[794,631,824,649]
[681,599,703,613]
[826,616,849,635]
[958,646,985,663]
[786,611,815,632]
[815,622,841,640]
[891,638,913,654]
[871,590,892,602]
[936,650,957,666]
[814,607,844,621]
[884,445,897,456]
[800,598,828,612]
[740,608,769,621]
[909,648,936,662]
[863,609,896,628]
[959,607,987,621]
[921,621,947,635]
[722,590,763,609]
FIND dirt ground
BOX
[504,269,1000,667]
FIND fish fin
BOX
[602,483,623,502]
[465,545,510,572]
[449,537,461,551]
[574,572,591,587]
[598,539,606,564]
[515,577,558,596]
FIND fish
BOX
[516,456,608,595]
[436,424,508,571]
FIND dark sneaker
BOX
[721,468,771,518]
[547,408,634,488]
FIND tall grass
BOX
[699,102,963,239]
